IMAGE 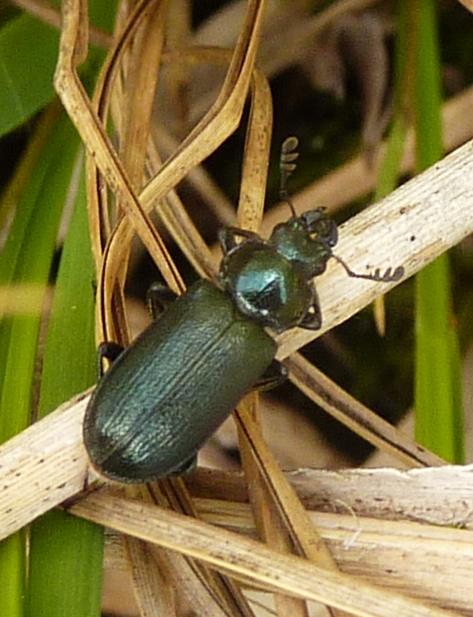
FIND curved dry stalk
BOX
[55,0,183,295]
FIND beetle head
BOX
[269,208,337,279]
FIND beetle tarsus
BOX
[332,254,405,283]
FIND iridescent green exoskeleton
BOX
[83,138,403,483]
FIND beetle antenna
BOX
[279,136,299,218]
[332,253,405,283]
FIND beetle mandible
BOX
[83,137,403,483]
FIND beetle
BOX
[83,140,404,483]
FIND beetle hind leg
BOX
[253,360,288,391]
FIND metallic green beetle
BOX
[83,204,403,483]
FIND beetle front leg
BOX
[147,283,179,320]
[218,226,262,255]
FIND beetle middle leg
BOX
[298,282,322,330]
[147,283,179,320]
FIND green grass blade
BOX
[27,167,104,617]
[374,114,406,202]
[0,15,59,137]
[0,110,81,617]
[408,0,464,462]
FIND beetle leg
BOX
[299,283,322,330]
[253,359,288,391]
[147,283,178,320]
[171,453,198,475]
[219,226,261,254]
[97,341,124,378]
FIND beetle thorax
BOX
[220,240,314,333]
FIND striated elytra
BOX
[83,279,276,483]
[83,207,403,483]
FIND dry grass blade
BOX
[93,0,178,346]
[230,64,317,617]
[276,135,473,359]
[137,482,253,617]
[0,390,92,541]
[156,478,255,617]
[262,84,473,232]
[234,95,339,615]
[189,466,473,530]
[456,0,473,13]
[69,491,460,617]
[287,353,445,467]
[237,72,273,230]
[235,403,341,617]
[126,538,177,617]
[188,500,473,614]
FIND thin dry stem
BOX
[287,354,445,467]
[55,0,183,295]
